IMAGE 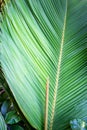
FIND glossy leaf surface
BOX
[1,0,87,129]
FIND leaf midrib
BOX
[49,1,68,129]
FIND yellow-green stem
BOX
[44,78,49,130]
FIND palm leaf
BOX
[0,112,7,130]
[0,0,87,129]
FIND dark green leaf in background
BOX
[8,125,24,130]
[70,119,87,130]
[5,110,21,125]
[1,100,10,117]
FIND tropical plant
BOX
[0,0,87,130]
[70,119,87,130]
[0,69,35,130]
[0,71,25,130]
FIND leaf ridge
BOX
[45,78,49,130]
[49,1,68,129]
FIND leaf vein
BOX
[49,1,68,129]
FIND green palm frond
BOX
[0,112,7,130]
[0,0,87,130]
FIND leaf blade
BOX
[0,112,7,130]
[1,0,87,130]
